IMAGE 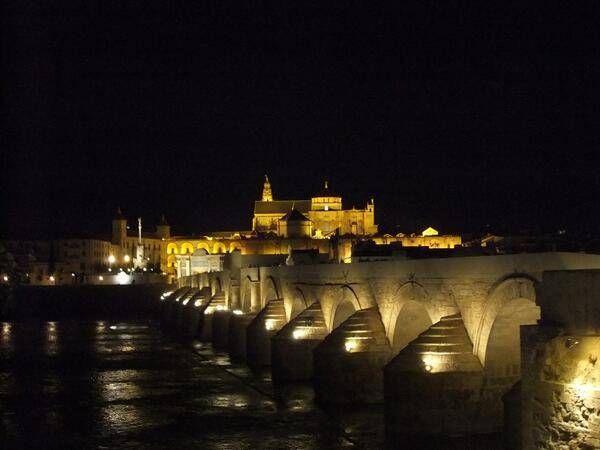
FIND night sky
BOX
[3,1,600,239]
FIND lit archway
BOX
[484,297,540,376]
[263,276,281,304]
[213,242,228,254]
[473,275,540,365]
[229,242,242,253]
[329,285,361,331]
[180,242,194,255]
[390,300,433,353]
[196,242,211,254]
[386,281,437,353]
[167,243,179,255]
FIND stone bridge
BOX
[162,252,600,448]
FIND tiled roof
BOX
[280,208,310,222]
[254,200,310,215]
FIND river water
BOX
[0,320,384,449]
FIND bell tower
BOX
[111,207,127,246]
[262,174,273,201]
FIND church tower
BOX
[111,207,127,246]
[156,214,171,239]
[262,174,273,201]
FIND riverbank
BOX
[0,284,167,321]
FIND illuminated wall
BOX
[373,233,462,249]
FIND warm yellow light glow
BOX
[421,355,443,373]
[3,275,9,282]
[265,319,276,331]
[108,255,116,264]
[571,382,599,398]
[292,328,308,340]
[124,255,131,263]
[98,275,104,281]
[344,338,359,352]
[71,273,75,277]
[49,275,55,282]
[421,227,439,237]
[204,306,215,315]
[194,299,203,307]
[233,309,243,315]
[116,271,129,285]
[215,305,227,311]
[182,299,189,306]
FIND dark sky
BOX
[3,1,600,238]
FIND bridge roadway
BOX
[165,252,600,448]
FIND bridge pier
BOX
[314,307,392,404]
[181,288,211,339]
[384,314,488,441]
[163,288,190,330]
[200,291,227,342]
[228,312,256,361]
[272,302,328,382]
[212,310,232,349]
[175,289,199,333]
[246,299,287,369]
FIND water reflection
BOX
[44,321,59,355]
[0,320,387,449]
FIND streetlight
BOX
[124,254,131,263]
[108,255,116,271]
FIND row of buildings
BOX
[1,176,463,285]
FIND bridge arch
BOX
[263,275,281,305]
[387,281,436,353]
[288,287,309,321]
[167,255,177,268]
[328,285,361,331]
[167,243,179,255]
[473,275,540,368]
[211,276,222,296]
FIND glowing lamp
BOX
[49,275,55,282]
[233,310,243,315]
[265,319,276,331]
[424,364,432,372]
[194,299,203,307]
[108,255,116,264]
[98,275,104,281]
[71,273,75,277]
[182,299,189,306]
[3,275,8,282]
[204,306,215,315]
[124,254,131,263]
[292,328,307,340]
[344,339,358,352]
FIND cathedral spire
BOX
[262,174,273,201]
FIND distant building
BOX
[372,227,462,249]
[253,176,377,237]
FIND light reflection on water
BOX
[0,320,391,449]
